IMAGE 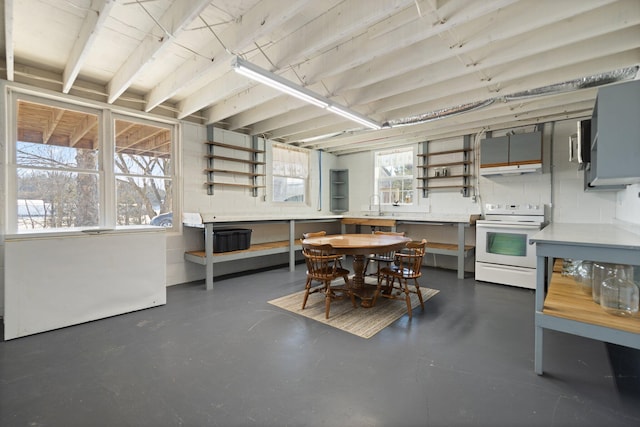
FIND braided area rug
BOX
[268,278,439,339]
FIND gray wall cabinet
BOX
[479,136,509,167]
[586,79,640,189]
[480,131,542,176]
[480,132,542,168]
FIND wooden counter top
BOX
[341,217,397,227]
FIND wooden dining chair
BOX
[302,231,345,267]
[301,243,355,319]
[372,239,427,319]
[364,230,406,278]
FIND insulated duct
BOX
[381,65,639,129]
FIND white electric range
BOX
[475,203,546,289]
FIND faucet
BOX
[369,194,383,216]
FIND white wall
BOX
[336,118,639,271]
[3,86,638,297]
[341,119,626,225]
[616,184,640,225]
[165,123,342,286]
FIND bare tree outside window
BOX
[114,118,173,226]
[14,99,174,231]
[16,105,100,230]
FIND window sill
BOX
[6,225,166,240]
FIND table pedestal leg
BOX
[351,254,375,307]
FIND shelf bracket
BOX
[206,124,215,195]
[462,134,470,197]
[251,135,259,198]
[421,140,429,198]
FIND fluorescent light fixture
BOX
[232,56,381,130]
[233,57,328,108]
[327,105,382,130]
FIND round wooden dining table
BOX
[301,233,411,307]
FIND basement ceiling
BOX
[2,0,639,155]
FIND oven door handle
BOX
[476,223,542,230]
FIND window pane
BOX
[15,99,101,231]
[17,100,99,170]
[116,177,172,226]
[272,144,308,203]
[114,118,173,227]
[375,148,413,205]
[272,145,308,178]
[273,177,305,202]
[17,141,99,170]
[114,119,171,177]
[17,168,99,230]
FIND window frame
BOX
[112,113,175,228]
[270,143,310,205]
[374,146,415,206]
[5,85,179,234]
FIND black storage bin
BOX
[212,228,252,253]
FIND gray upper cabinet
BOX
[586,80,640,188]
[480,136,509,167]
[480,131,542,175]
[329,169,349,213]
[509,132,543,164]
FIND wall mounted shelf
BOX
[417,140,472,197]
[204,131,265,196]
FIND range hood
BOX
[480,163,542,177]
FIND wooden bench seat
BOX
[184,240,299,264]
[424,242,475,256]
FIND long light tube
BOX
[327,105,382,130]
[232,56,381,130]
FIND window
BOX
[272,144,308,203]
[15,99,101,230]
[11,94,176,232]
[375,147,414,205]
[114,117,173,226]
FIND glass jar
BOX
[591,262,633,304]
[591,262,630,304]
[600,264,639,317]
[573,260,593,295]
[561,259,578,276]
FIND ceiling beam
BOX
[62,0,115,94]
[266,0,633,137]
[206,0,622,132]
[144,0,315,112]
[205,0,518,126]
[185,0,416,120]
[107,0,211,104]
[300,90,598,154]
[252,28,639,141]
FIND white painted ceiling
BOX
[2,0,639,155]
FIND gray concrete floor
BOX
[1,263,639,427]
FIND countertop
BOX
[530,222,640,250]
[344,213,479,223]
[183,212,343,225]
[183,212,480,225]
